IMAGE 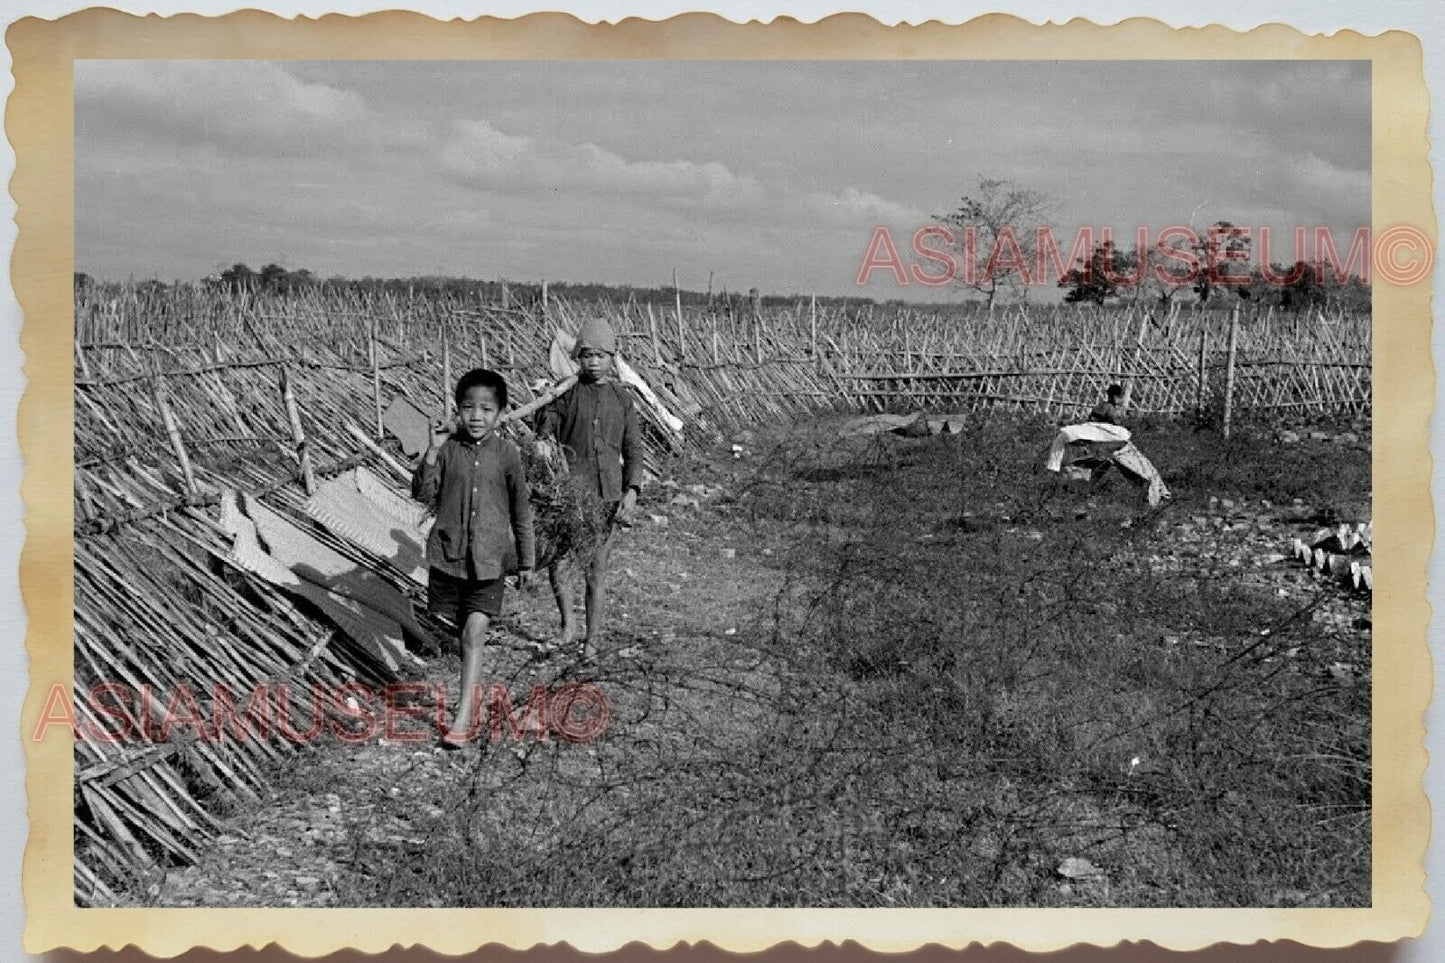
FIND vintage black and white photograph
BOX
[71,58,1373,909]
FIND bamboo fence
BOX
[70,282,1369,900]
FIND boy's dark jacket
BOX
[412,433,536,580]
[1089,401,1123,425]
[535,380,643,502]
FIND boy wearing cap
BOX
[535,317,642,662]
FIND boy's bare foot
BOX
[580,638,599,664]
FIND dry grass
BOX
[170,412,1372,909]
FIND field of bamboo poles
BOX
[70,281,1369,901]
[77,282,1371,425]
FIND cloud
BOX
[800,186,925,226]
[438,119,767,210]
[1284,153,1370,200]
[75,60,419,159]
[74,61,1367,297]
[437,118,927,235]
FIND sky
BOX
[74,59,1370,299]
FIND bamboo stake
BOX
[280,367,316,496]
[368,317,383,440]
[442,333,453,420]
[75,334,92,381]
[152,378,197,497]
[647,303,661,365]
[345,423,413,479]
[810,294,819,366]
[1196,328,1208,414]
[674,269,686,359]
[1115,305,1150,407]
[1223,303,1240,438]
[80,785,151,866]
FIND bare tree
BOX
[1138,238,1196,307]
[1191,220,1252,306]
[936,177,1055,306]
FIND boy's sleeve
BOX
[412,444,444,507]
[621,387,643,493]
[507,445,536,570]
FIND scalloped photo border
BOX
[11,9,1433,955]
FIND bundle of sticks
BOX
[509,425,606,570]
[498,376,607,570]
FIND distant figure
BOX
[535,317,642,662]
[1045,383,1170,507]
[1089,383,1126,425]
[413,368,536,749]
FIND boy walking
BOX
[535,317,641,662]
[413,368,535,748]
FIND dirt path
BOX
[151,481,778,907]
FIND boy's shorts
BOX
[427,568,505,625]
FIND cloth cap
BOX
[573,317,618,356]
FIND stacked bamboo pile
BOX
[1291,522,1373,593]
[73,288,729,899]
[74,515,383,903]
[75,335,434,901]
